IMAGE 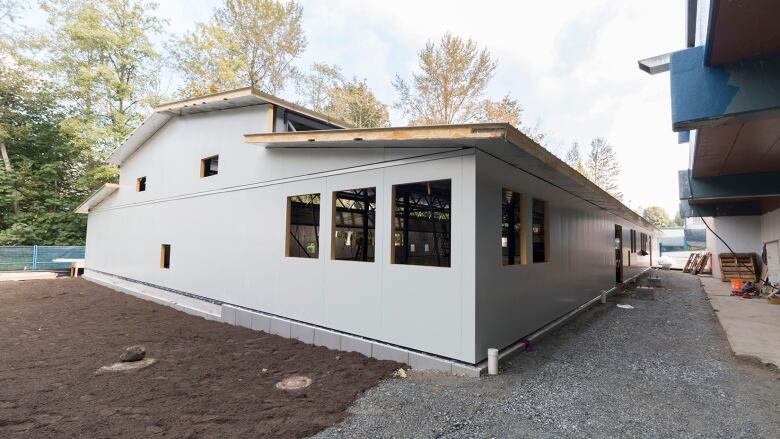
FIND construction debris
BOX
[119,345,146,362]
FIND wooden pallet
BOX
[683,253,697,273]
[693,252,711,275]
[718,253,757,282]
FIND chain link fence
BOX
[0,246,86,271]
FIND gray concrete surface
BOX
[700,275,780,367]
[314,270,780,439]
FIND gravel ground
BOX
[315,270,780,438]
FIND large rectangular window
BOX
[532,198,548,263]
[200,155,219,177]
[502,189,526,265]
[332,188,376,262]
[286,194,320,258]
[392,179,451,267]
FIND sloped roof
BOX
[74,183,119,214]
[106,87,352,165]
[245,123,659,233]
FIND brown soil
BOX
[0,278,401,438]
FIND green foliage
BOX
[0,66,89,245]
[642,206,673,228]
[173,0,306,97]
[297,64,389,128]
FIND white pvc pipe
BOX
[487,348,499,375]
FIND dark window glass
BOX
[287,194,320,258]
[333,188,376,262]
[532,198,547,263]
[136,176,146,192]
[160,244,170,269]
[392,179,451,267]
[201,155,219,177]
[502,190,525,265]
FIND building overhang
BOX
[678,169,780,218]
[245,124,659,233]
[705,0,780,66]
[74,183,119,214]
[669,46,780,132]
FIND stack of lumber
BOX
[718,253,757,282]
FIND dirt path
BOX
[0,278,400,438]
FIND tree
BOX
[297,63,389,128]
[476,94,522,126]
[671,211,684,227]
[296,63,342,113]
[0,65,89,245]
[40,0,165,189]
[173,0,306,97]
[325,78,389,128]
[584,137,622,200]
[564,142,585,174]
[642,206,672,228]
[393,33,497,125]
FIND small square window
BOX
[200,155,219,178]
[136,176,146,192]
[160,244,171,269]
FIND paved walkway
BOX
[699,275,780,367]
[316,270,780,439]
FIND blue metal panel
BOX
[669,46,780,131]
[679,169,780,200]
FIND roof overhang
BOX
[74,183,119,214]
[106,87,352,165]
[705,0,780,66]
[245,124,659,233]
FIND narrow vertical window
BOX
[160,244,171,269]
[333,188,376,262]
[392,179,451,267]
[532,198,548,263]
[286,193,320,258]
[136,176,146,192]
[630,230,637,253]
[502,189,526,265]
[200,155,219,177]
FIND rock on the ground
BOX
[119,345,146,362]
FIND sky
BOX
[20,0,689,216]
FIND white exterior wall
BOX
[85,107,477,363]
[704,216,763,279]
[473,151,652,362]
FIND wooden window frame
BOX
[390,179,452,267]
[285,193,321,259]
[200,155,219,178]
[502,189,527,266]
[135,176,146,192]
[160,244,171,269]
[331,187,376,263]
